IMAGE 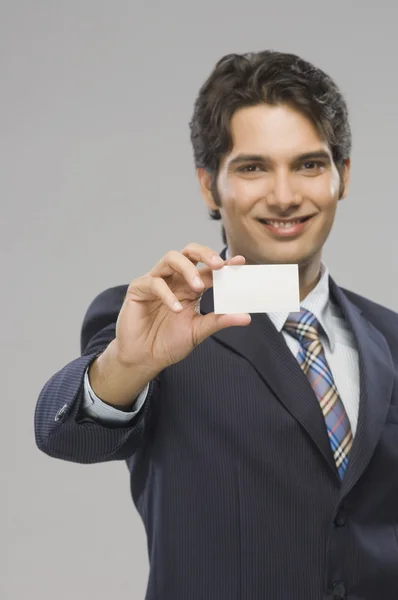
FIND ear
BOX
[197,168,220,211]
[339,158,351,200]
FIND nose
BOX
[266,172,301,212]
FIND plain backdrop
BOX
[2,1,398,598]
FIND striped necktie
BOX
[284,308,353,479]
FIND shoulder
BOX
[341,287,398,320]
[340,286,398,342]
[80,284,128,353]
[83,284,129,320]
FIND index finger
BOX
[198,254,246,289]
[181,243,225,269]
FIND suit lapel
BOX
[200,287,338,478]
[329,278,395,496]
[201,259,395,490]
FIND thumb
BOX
[192,312,251,346]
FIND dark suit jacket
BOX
[35,263,398,600]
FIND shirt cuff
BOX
[82,367,149,423]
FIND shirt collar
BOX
[268,262,335,350]
[224,248,335,350]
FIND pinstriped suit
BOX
[35,259,398,599]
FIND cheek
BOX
[301,174,338,205]
[326,168,342,198]
[219,178,260,212]
[328,174,340,199]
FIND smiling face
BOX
[198,103,350,276]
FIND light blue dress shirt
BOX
[83,262,360,436]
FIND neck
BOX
[298,257,323,301]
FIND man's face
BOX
[198,103,350,269]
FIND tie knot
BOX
[283,309,321,345]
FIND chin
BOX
[253,247,307,266]
[265,240,318,264]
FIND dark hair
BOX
[189,50,352,244]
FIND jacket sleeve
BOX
[34,285,157,464]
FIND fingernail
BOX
[174,301,183,311]
[193,276,204,289]
[211,254,224,264]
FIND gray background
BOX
[2,1,398,598]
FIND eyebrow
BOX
[228,150,332,168]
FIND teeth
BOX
[266,220,302,228]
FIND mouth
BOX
[257,215,314,237]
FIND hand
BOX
[113,243,251,374]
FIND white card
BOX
[212,264,300,314]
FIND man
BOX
[34,50,398,600]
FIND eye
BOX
[237,164,263,173]
[301,161,324,171]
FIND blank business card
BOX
[212,264,300,314]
